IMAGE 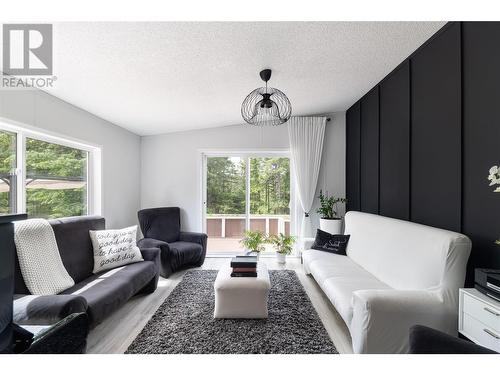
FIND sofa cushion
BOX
[14,216,105,295]
[50,216,105,283]
[61,261,156,326]
[322,276,391,325]
[303,249,391,324]
[344,211,471,290]
[305,250,375,285]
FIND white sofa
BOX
[303,211,472,354]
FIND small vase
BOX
[319,218,343,234]
[276,253,286,264]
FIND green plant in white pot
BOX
[240,230,267,259]
[268,233,295,264]
[316,190,346,234]
[487,165,500,245]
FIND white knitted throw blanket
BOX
[14,218,74,295]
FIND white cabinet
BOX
[459,288,500,352]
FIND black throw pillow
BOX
[311,229,350,255]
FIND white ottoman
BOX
[214,263,271,319]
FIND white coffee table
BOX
[213,262,271,319]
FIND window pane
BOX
[0,130,17,214]
[206,157,246,253]
[250,157,291,251]
[26,138,88,219]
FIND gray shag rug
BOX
[126,269,337,354]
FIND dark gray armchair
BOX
[137,207,207,278]
[409,325,497,354]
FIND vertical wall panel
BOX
[411,23,461,231]
[346,102,361,211]
[360,87,379,214]
[379,61,410,220]
[462,22,500,283]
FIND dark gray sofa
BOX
[13,216,160,328]
[138,207,207,278]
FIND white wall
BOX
[0,89,141,229]
[140,113,346,233]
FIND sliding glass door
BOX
[205,156,247,253]
[203,153,292,255]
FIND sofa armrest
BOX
[140,247,160,274]
[179,231,207,246]
[298,237,316,250]
[14,294,88,326]
[24,312,90,354]
[140,247,160,262]
[350,289,454,354]
[409,325,497,354]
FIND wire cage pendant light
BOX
[241,69,292,126]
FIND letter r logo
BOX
[3,24,53,76]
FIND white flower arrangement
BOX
[488,165,500,193]
[488,165,500,245]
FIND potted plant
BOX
[487,165,500,245]
[240,230,267,259]
[316,190,346,234]
[268,233,295,264]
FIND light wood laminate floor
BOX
[86,257,353,354]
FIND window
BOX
[203,152,292,254]
[0,130,17,214]
[0,122,100,219]
[26,138,88,218]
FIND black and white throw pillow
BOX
[90,225,144,273]
[311,229,350,255]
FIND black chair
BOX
[409,325,497,354]
[137,207,207,278]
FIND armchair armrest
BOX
[351,289,455,354]
[137,237,169,249]
[179,231,207,246]
[14,294,88,326]
[179,231,207,268]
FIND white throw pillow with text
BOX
[90,225,144,274]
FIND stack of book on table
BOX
[230,255,258,277]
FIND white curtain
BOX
[288,116,326,238]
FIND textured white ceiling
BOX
[46,22,445,135]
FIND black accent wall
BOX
[411,23,462,232]
[360,88,379,214]
[346,102,361,212]
[379,61,410,220]
[346,22,500,285]
[462,22,500,284]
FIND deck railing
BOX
[206,214,290,238]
